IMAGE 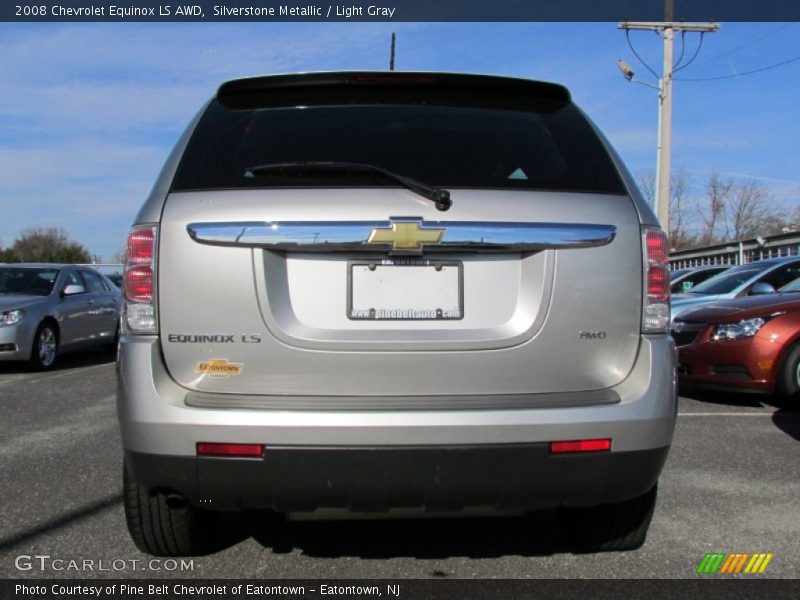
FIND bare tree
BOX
[788,194,800,232]
[110,247,127,264]
[724,180,775,240]
[11,227,91,263]
[637,170,656,210]
[698,171,733,245]
[638,169,794,248]
[668,168,696,250]
[637,168,696,250]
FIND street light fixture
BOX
[617,60,661,92]
[617,59,634,80]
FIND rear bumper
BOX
[117,334,676,510]
[126,444,669,511]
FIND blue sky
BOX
[0,22,798,260]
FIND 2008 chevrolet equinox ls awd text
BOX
[117,72,676,556]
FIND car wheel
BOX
[30,322,58,371]
[776,342,800,399]
[123,463,214,556]
[106,320,120,353]
[558,484,657,552]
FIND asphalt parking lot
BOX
[0,351,798,580]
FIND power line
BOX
[691,23,794,69]
[673,31,686,69]
[675,52,800,81]
[626,29,659,79]
[673,32,706,73]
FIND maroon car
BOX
[672,277,800,397]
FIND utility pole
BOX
[619,1,718,234]
[389,33,396,71]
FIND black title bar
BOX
[5,579,800,600]
[4,0,800,22]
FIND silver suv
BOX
[117,72,676,556]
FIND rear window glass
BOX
[172,100,625,195]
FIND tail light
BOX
[642,227,670,333]
[197,442,265,458]
[550,439,612,454]
[123,224,158,334]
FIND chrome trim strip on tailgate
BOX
[187,217,616,254]
[184,389,621,411]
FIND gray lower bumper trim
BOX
[183,388,620,411]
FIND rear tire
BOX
[29,322,58,371]
[106,320,120,353]
[123,463,214,556]
[559,484,658,552]
[775,342,800,400]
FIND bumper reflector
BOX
[550,439,612,454]
[196,442,265,458]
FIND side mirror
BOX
[61,284,85,297]
[750,282,775,295]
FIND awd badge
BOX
[196,359,244,378]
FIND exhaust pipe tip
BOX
[164,493,188,509]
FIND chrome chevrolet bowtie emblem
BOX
[366,219,445,252]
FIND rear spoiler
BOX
[217,71,571,104]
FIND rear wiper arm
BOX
[243,161,452,212]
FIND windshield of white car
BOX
[686,266,765,295]
[0,267,59,296]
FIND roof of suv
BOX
[217,71,571,103]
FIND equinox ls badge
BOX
[168,334,262,343]
[366,218,445,252]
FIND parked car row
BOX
[0,263,121,369]
[670,258,800,399]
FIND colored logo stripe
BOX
[697,553,726,574]
[720,553,748,574]
[746,554,773,574]
[697,553,773,574]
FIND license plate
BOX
[348,260,463,320]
